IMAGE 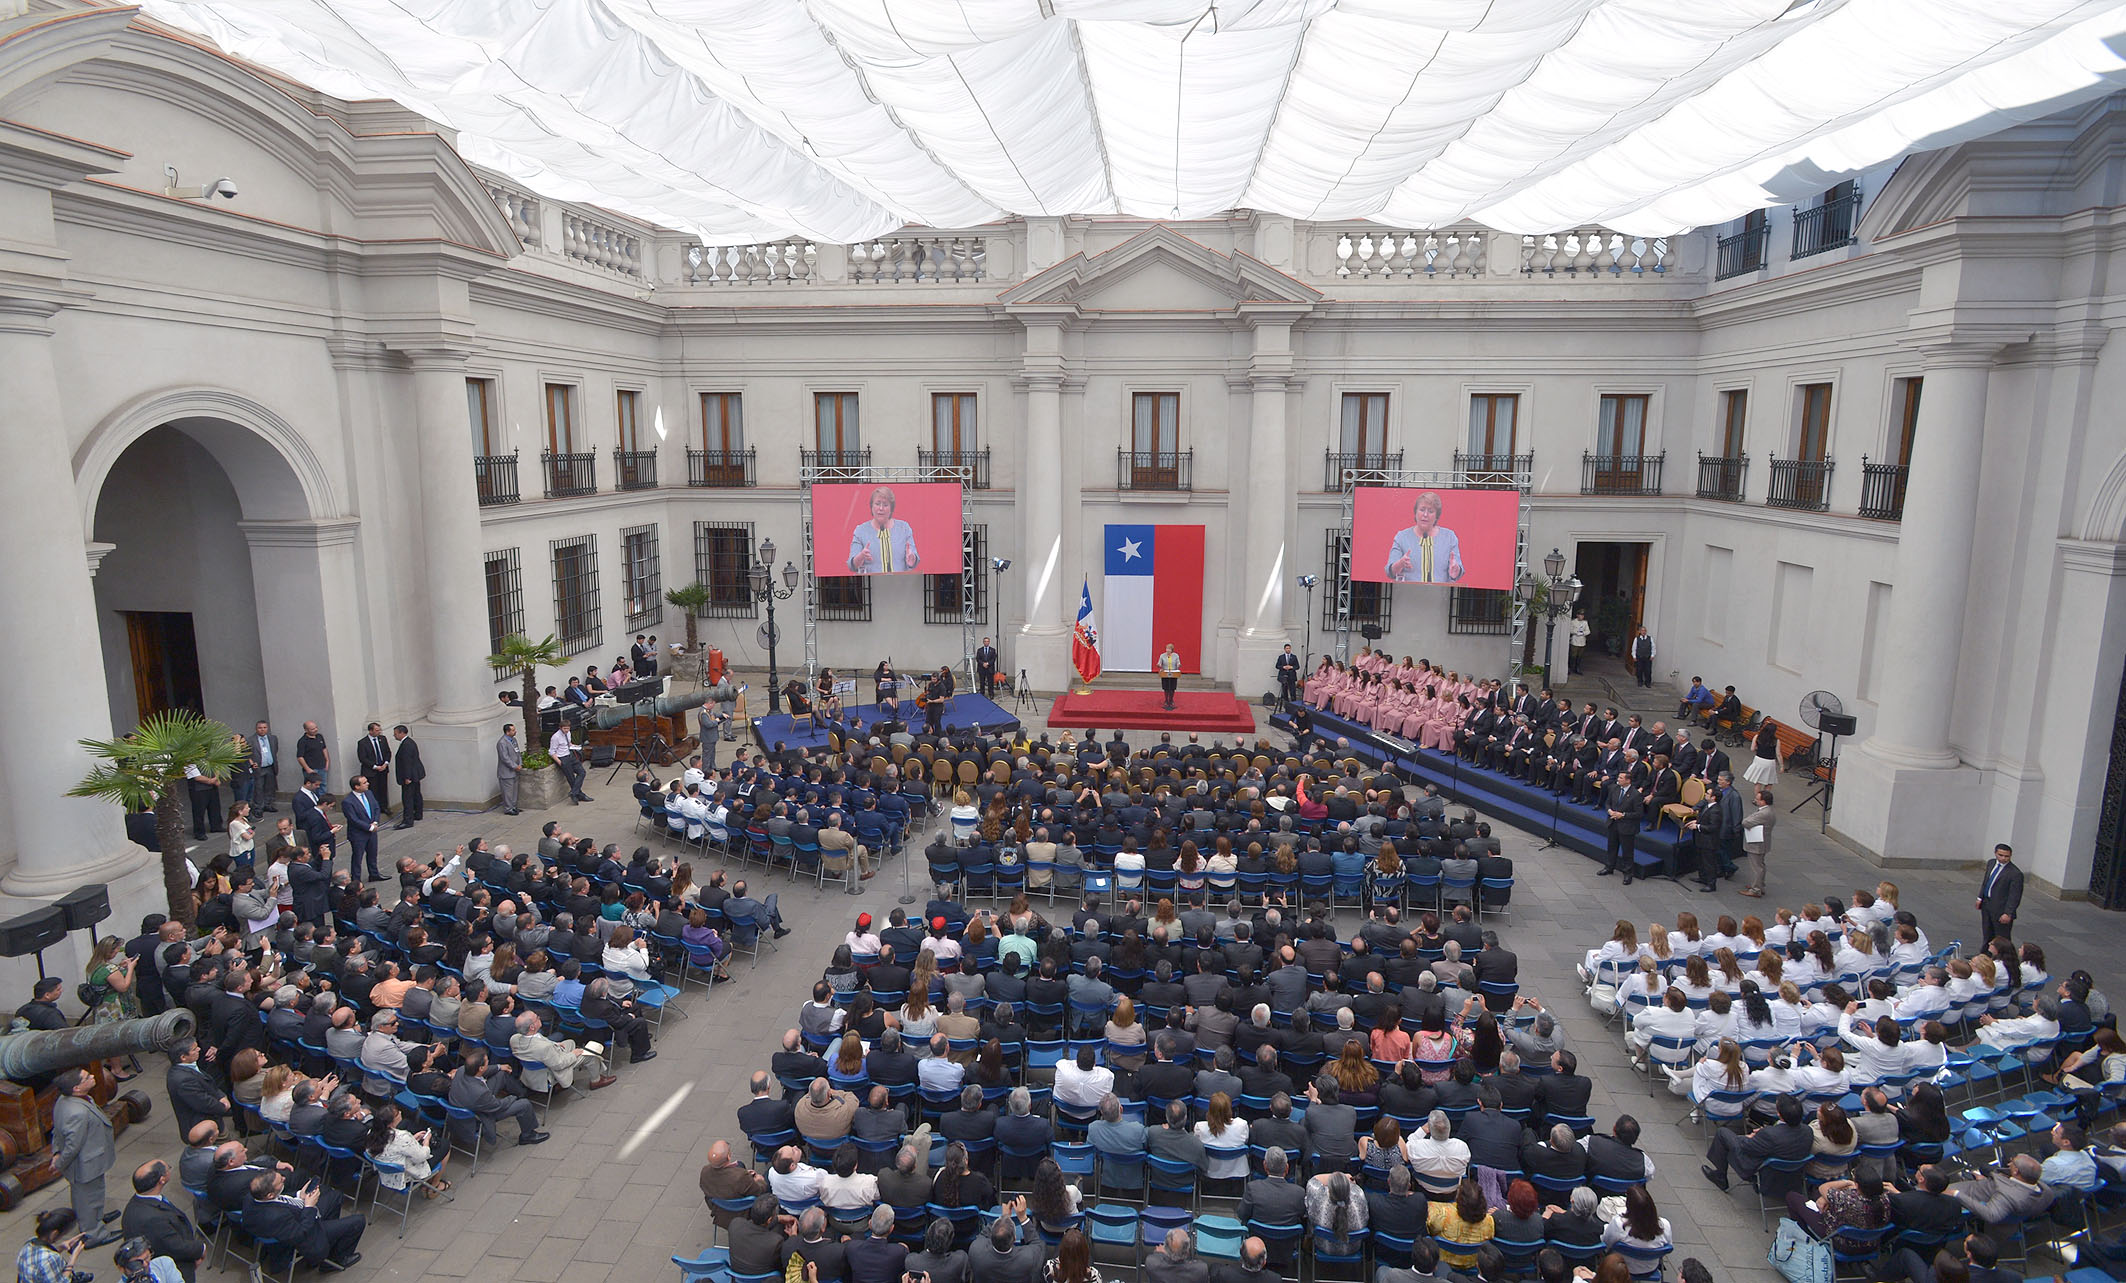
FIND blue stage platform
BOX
[751,693,1020,753]
[1270,703,1689,877]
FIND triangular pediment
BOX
[999,224,1321,312]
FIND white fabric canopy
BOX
[137,0,2126,244]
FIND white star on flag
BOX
[1117,537,1142,562]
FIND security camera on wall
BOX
[162,165,239,201]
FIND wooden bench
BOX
[1773,721,1818,773]
[1711,702,1756,744]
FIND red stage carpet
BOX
[1046,688,1259,735]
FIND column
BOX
[1018,369,1068,689]
[1861,347,1997,767]
[408,351,499,723]
[0,302,138,894]
[1235,313,1300,685]
[1239,370,1291,643]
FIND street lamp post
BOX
[1538,547,1579,688]
[751,536,799,712]
[1296,574,1318,673]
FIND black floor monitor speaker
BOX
[0,905,66,959]
[55,883,111,933]
[1818,712,1858,738]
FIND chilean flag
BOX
[1071,580,1102,684]
[1102,524,1204,673]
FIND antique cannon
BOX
[0,1009,194,1209]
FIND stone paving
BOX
[6,667,2117,1282]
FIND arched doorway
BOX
[92,424,269,730]
[78,400,354,760]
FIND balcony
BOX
[1792,189,1861,260]
[687,448,756,488]
[474,452,520,507]
[1323,450,1403,491]
[1453,450,1533,492]
[1858,457,1909,520]
[541,451,597,499]
[918,447,991,489]
[1696,453,1749,502]
[1715,224,1769,280]
[613,449,658,491]
[801,448,872,478]
[1580,452,1664,496]
[1117,449,1192,492]
[1766,456,1834,511]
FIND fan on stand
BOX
[1794,691,1856,832]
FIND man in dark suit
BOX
[1702,1093,1813,1191]
[1236,1147,1306,1262]
[164,1038,228,1141]
[1536,1050,1592,1127]
[974,637,999,698]
[1978,842,2024,947]
[242,1168,365,1271]
[1600,778,1643,877]
[355,722,392,814]
[1470,933,1517,1011]
[292,775,337,870]
[122,1159,208,1283]
[1885,1232,2023,1283]
[1274,646,1300,706]
[1583,1115,1653,1183]
[736,1071,797,1146]
[340,775,383,883]
[391,726,425,828]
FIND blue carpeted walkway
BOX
[1271,703,1690,877]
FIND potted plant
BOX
[665,583,712,683]
[514,742,567,811]
[488,632,565,711]
[69,710,243,929]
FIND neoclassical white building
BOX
[8,4,2126,956]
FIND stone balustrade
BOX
[1333,228,1488,278]
[686,239,817,285]
[848,235,986,283]
[482,181,540,249]
[561,211,644,278]
[1521,228,1671,277]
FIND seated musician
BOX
[817,668,844,720]
[784,679,813,717]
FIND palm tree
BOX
[665,583,710,656]
[489,632,565,711]
[69,710,242,929]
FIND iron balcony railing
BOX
[613,449,658,491]
[1117,449,1192,491]
[1715,224,1770,280]
[541,451,597,498]
[918,447,991,489]
[1696,453,1748,502]
[801,447,872,476]
[1323,450,1403,491]
[1580,452,1664,496]
[474,452,520,507]
[1453,450,1533,492]
[687,448,756,488]
[1858,457,1909,520]
[1792,189,1861,260]
[1766,456,1834,511]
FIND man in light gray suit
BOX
[497,724,522,816]
[49,1068,120,1246]
[251,720,282,813]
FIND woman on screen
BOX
[1384,490,1466,583]
[847,485,920,572]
